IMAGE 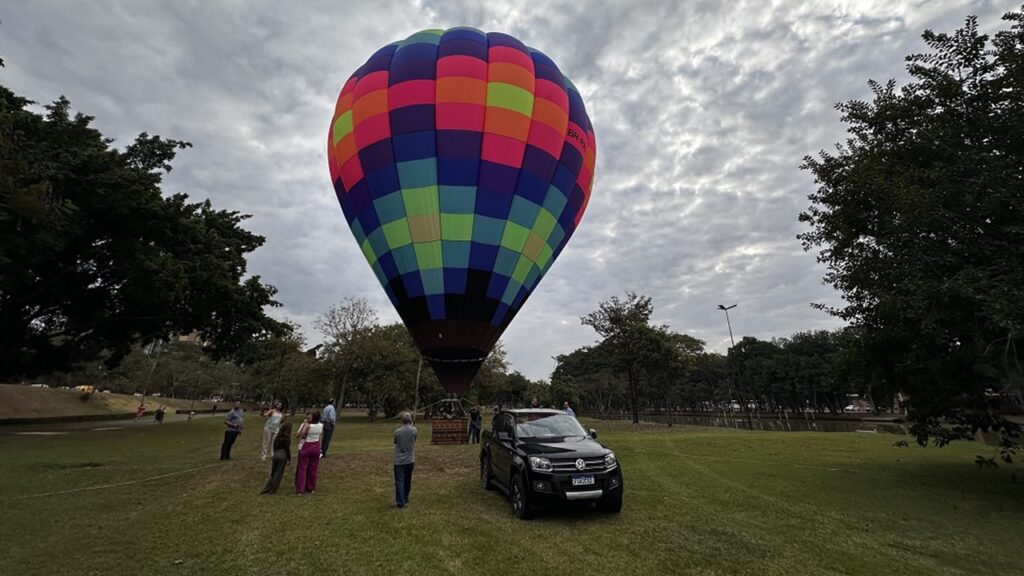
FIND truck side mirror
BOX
[589,428,598,439]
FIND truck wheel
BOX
[481,456,494,490]
[596,490,623,514]
[511,474,534,520]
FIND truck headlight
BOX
[529,456,552,472]
[604,452,618,470]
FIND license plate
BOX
[571,475,595,486]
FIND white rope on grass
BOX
[13,462,223,500]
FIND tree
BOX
[473,342,512,406]
[0,86,286,379]
[346,323,425,421]
[314,297,378,406]
[799,9,1024,459]
[636,327,704,426]
[686,352,729,412]
[553,343,624,418]
[582,292,654,423]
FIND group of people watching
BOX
[217,398,418,507]
[254,399,337,495]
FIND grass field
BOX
[1,414,1021,576]
[0,384,213,420]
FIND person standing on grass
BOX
[220,401,244,461]
[296,412,311,453]
[320,398,337,458]
[135,403,145,421]
[563,401,576,417]
[295,410,323,495]
[155,405,165,424]
[261,401,284,461]
[468,406,481,443]
[393,411,417,508]
[261,420,292,494]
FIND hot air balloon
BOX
[327,27,595,395]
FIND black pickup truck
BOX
[479,408,623,519]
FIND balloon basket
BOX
[431,417,469,445]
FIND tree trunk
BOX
[334,370,349,414]
[629,370,640,424]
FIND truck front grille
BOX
[550,457,606,473]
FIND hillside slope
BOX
[0,384,213,419]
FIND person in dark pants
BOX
[393,411,417,508]
[320,398,336,458]
[468,406,481,443]
[154,405,165,424]
[261,420,292,494]
[220,401,244,460]
[295,410,323,495]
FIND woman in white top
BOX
[295,410,324,495]
[261,402,284,461]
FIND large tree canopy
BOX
[581,292,655,423]
[0,86,286,379]
[799,10,1024,457]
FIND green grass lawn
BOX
[1,414,1021,576]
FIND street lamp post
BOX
[717,304,748,428]
[717,304,736,347]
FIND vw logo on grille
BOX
[575,458,586,470]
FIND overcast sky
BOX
[2,1,1017,380]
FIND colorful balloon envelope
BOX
[327,27,596,394]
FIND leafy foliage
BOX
[799,9,1024,459]
[581,292,655,423]
[0,86,286,379]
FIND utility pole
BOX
[717,304,736,347]
[718,304,751,428]
[413,355,423,417]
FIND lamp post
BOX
[717,304,736,347]
[716,304,747,427]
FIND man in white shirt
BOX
[563,401,576,417]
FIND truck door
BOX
[492,413,515,487]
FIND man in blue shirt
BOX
[220,401,244,460]
[320,398,337,458]
[563,401,576,417]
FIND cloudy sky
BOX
[3,0,1017,380]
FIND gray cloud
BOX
[3,0,1017,379]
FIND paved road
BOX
[0,413,219,436]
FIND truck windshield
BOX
[515,414,587,439]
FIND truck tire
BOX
[596,490,623,513]
[511,474,534,520]
[481,455,494,490]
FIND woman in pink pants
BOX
[295,410,324,495]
